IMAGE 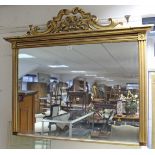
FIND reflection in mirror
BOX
[18,42,139,143]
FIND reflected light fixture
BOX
[48,65,69,68]
[18,53,35,58]
[95,76,105,79]
[124,15,131,23]
[106,79,114,82]
[71,71,86,73]
[85,74,97,77]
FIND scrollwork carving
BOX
[27,7,123,35]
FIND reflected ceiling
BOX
[19,42,138,86]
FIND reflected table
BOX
[113,114,139,126]
[113,114,139,121]
[41,111,94,137]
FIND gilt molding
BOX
[27,7,123,36]
[12,42,17,49]
[138,33,146,41]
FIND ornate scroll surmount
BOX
[27,7,122,35]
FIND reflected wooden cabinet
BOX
[18,91,37,134]
[27,82,47,113]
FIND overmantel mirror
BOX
[4,7,152,146]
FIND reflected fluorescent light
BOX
[95,77,105,79]
[106,79,114,82]
[19,53,35,58]
[85,74,96,77]
[71,71,86,73]
[149,31,155,34]
[48,65,69,68]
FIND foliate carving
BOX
[27,7,123,35]
[138,33,146,41]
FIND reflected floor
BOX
[35,123,139,144]
[35,109,139,144]
[7,121,139,149]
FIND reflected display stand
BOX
[39,97,50,112]
[41,111,94,137]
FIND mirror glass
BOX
[18,42,139,143]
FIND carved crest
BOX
[27,7,123,35]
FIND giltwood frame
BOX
[4,7,152,146]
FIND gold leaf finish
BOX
[138,33,146,41]
[27,7,122,35]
